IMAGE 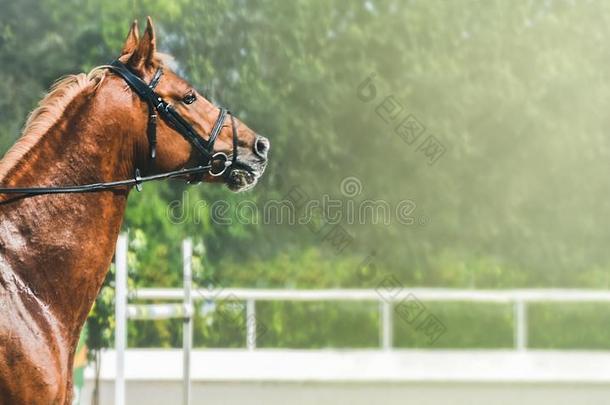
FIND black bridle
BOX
[0,60,238,196]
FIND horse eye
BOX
[182,93,197,105]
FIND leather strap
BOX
[108,60,236,174]
[230,114,238,166]
[146,66,163,162]
[0,165,213,196]
[208,108,227,153]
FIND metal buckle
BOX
[134,168,143,192]
[209,152,231,177]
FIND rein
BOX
[0,60,238,196]
[0,166,211,196]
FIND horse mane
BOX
[0,67,108,179]
[0,53,174,181]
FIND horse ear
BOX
[128,16,156,69]
[120,20,139,57]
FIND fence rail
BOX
[131,286,610,352]
[114,235,610,405]
[133,287,610,302]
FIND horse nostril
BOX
[254,135,270,159]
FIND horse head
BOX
[116,17,269,192]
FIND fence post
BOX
[182,239,193,405]
[115,234,128,405]
[514,300,527,350]
[246,299,256,350]
[380,301,393,350]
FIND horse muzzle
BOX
[226,136,269,192]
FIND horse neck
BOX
[0,78,142,333]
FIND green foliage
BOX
[3,0,610,351]
[395,303,515,349]
[86,264,115,357]
[256,301,379,349]
[529,303,610,349]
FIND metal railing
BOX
[130,285,610,351]
[113,235,610,404]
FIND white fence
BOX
[113,235,610,405]
[130,286,610,350]
[115,235,194,405]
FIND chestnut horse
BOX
[0,18,268,404]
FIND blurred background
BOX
[3,0,610,404]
